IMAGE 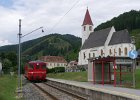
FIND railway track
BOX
[32,82,88,100]
[32,83,58,100]
[44,82,87,100]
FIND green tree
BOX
[2,58,12,73]
[6,52,17,66]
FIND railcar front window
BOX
[41,64,46,69]
[36,65,40,69]
[29,64,34,69]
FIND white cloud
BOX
[0,38,12,46]
[0,0,139,45]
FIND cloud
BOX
[0,0,139,45]
[0,38,12,46]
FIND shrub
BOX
[47,67,65,73]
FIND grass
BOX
[47,71,87,82]
[0,75,18,100]
[47,69,140,89]
[135,69,140,89]
[116,69,140,89]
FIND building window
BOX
[114,49,116,55]
[124,47,127,56]
[89,53,91,58]
[119,48,121,56]
[83,52,86,59]
[101,49,103,56]
[109,49,112,55]
[89,26,92,31]
[84,26,86,31]
[93,53,95,58]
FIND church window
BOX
[89,53,91,58]
[114,49,116,55]
[83,52,86,59]
[119,48,121,56]
[93,53,95,58]
[89,26,92,31]
[124,47,127,56]
[101,49,104,56]
[109,49,112,55]
[84,26,86,31]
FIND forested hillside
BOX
[95,10,140,31]
[0,34,81,62]
[95,10,140,49]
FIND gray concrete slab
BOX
[47,78,140,100]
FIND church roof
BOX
[109,29,131,45]
[81,27,112,50]
[82,9,93,26]
[81,27,132,50]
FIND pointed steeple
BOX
[82,8,93,26]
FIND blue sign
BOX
[128,50,138,59]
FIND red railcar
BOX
[24,60,47,81]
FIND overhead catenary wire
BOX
[48,0,81,33]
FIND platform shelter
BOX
[88,56,134,87]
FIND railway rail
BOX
[32,83,58,100]
[32,82,88,100]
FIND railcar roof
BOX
[29,60,46,64]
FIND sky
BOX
[0,0,140,46]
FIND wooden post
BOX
[109,63,111,84]
[102,61,104,85]
[120,64,122,85]
[113,58,116,87]
[93,62,95,84]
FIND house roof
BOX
[109,29,131,45]
[69,61,78,65]
[81,27,112,50]
[40,56,67,63]
[82,9,93,26]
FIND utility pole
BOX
[18,19,22,91]
[17,19,43,92]
[17,19,43,97]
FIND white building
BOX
[78,9,136,65]
[39,56,67,69]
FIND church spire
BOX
[82,8,93,26]
[81,8,93,45]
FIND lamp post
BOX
[17,19,43,92]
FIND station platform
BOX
[47,78,140,100]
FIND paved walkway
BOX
[47,78,140,100]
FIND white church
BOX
[78,9,136,65]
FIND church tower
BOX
[82,8,93,45]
